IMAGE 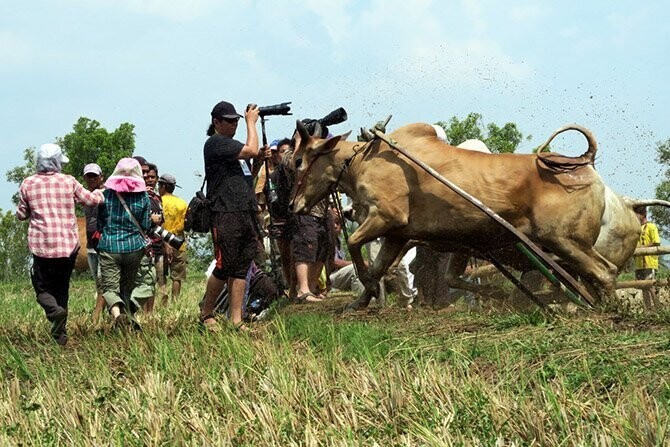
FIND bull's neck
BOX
[332,140,366,198]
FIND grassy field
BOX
[0,274,669,446]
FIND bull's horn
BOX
[296,119,310,141]
[627,198,670,208]
[536,124,598,162]
[313,122,323,138]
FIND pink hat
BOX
[104,158,146,193]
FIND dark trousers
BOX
[31,251,78,322]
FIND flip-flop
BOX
[233,322,252,333]
[295,292,323,304]
[200,317,221,332]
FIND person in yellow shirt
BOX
[633,206,661,311]
[158,173,188,304]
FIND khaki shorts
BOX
[169,249,188,281]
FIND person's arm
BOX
[332,257,352,270]
[650,224,661,246]
[73,178,104,206]
[141,194,152,232]
[251,145,269,178]
[237,105,260,159]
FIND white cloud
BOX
[509,3,547,23]
[75,0,219,22]
[559,25,579,38]
[607,9,647,46]
[462,0,488,35]
[352,0,531,92]
[0,31,32,69]
[303,0,353,47]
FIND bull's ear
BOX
[296,120,310,142]
[315,134,343,155]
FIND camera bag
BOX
[184,172,214,233]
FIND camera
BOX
[152,225,184,250]
[301,107,348,137]
[259,102,292,117]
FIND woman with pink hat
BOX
[97,157,152,330]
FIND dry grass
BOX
[0,276,669,446]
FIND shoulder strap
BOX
[115,191,150,241]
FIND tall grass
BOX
[0,275,669,445]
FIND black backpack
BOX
[184,190,211,233]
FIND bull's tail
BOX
[536,124,598,163]
[625,198,670,208]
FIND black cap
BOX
[211,101,242,119]
[133,155,148,166]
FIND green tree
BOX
[435,112,529,153]
[6,118,136,205]
[58,117,136,180]
[653,137,670,236]
[3,117,137,276]
[0,210,30,281]
[6,148,36,205]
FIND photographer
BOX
[263,138,296,296]
[199,100,266,332]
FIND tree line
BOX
[2,114,668,282]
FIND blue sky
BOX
[1,0,669,212]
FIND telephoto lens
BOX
[258,102,292,117]
[153,226,184,250]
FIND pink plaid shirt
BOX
[16,172,104,258]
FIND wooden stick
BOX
[633,246,670,256]
[615,279,668,290]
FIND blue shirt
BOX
[97,189,152,253]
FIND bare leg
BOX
[310,261,325,296]
[92,292,106,323]
[295,262,322,302]
[228,277,246,327]
[200,274,226,322]
[144,295,155,313]
[172,280,182,300]
[278,239,295,297]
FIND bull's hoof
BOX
[345,299,368,312]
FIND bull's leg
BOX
[348,238,406,310]
[547,241,618,301]
[445,253,475,292]
[446,254,520,306]
[344,210,405,309]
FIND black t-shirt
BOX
[204,134,257,213]
[267,163,293,220]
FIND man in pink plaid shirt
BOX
[16,143,104,346]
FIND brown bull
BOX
[291,121,619,309]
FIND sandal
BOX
[200,317,221,332]
[233,322,252,333]
[295,292,323,304]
